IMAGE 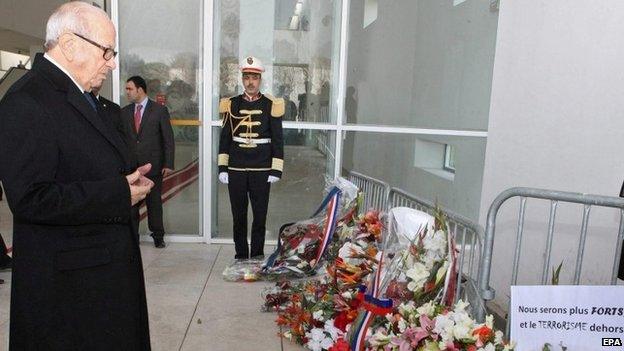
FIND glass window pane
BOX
[213,128,335,240]
[346,0,498,130]
[215,0,341,124]
[118,0,202,236]
[342,131,485,221]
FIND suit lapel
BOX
[67,90,127,161]
[138,100,153,136]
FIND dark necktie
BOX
[84,91,97,111]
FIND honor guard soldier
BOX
[218,56,284,260]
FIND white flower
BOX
[454,300,470,313]
[494,330,504,344]
[434,314,455,344]
[452,324,472,340]
[398,301,416,315]
[341,291,352,299]
[368,328,391,347]
[485,315,494,329]
[406,262,429,292]
[435,261,449,284]
[305,328,334,351]
[424,230,447,255]
[477,344,496,351]
[453,312,475,334]
[398,318,408,333]
[313,310,324,321]
[503,341,516,350]
[417,301,436,317]
[324,319,343,341]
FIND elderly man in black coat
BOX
[0,2,154,350]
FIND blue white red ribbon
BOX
[311,187,341,267]
[349,250,393,351]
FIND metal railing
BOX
[347,171,391,212]
[478,187,624,330]
[388,187,486,319]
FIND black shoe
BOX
[150,233,165,248]
[153,237,165,248]
[250,254,265,261]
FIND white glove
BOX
[218,172,229,184]
[267,175,280,183]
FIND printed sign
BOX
[510,285,624,350]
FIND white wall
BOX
[0,0,65,41]
[0,0,65,54]
[479,0,624,307]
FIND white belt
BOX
[233,136,271,144]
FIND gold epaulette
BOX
[219,97,232,113]
[265,94,284,118]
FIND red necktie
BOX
[134,104,143,133]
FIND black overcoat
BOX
[0,54,150,350]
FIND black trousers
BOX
[145,175,165,239]
[228,170,271,259]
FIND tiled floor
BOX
[0,199,305,351]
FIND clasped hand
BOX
[126,163,155,205]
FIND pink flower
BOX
[390,316,438,351]
[445,342,461,351]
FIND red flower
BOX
[467,346,478,351]
[473,325,494,343]
[334,311,350,332]
[424,280,436,293]
[329,337,349,351]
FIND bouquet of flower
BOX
[345,208,459,350]
[261,178,359,280]
[264,210,385,350]
[366,300,514,351]
[373,207,457,308]
[222,257,264,282]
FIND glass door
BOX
[210,0,344,242]
[116,0,203,239]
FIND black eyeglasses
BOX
[73,32,117,61]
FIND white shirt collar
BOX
[135,96,148,110]
[43,53,85,93]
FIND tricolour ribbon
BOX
[349,250,393,351]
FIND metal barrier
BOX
[347,171,391,212]
[388,187,486,319]
[478,187,624,331]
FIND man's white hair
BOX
[44,2,109,51]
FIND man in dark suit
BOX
[121,76,175,248]
[0,3,154,349]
